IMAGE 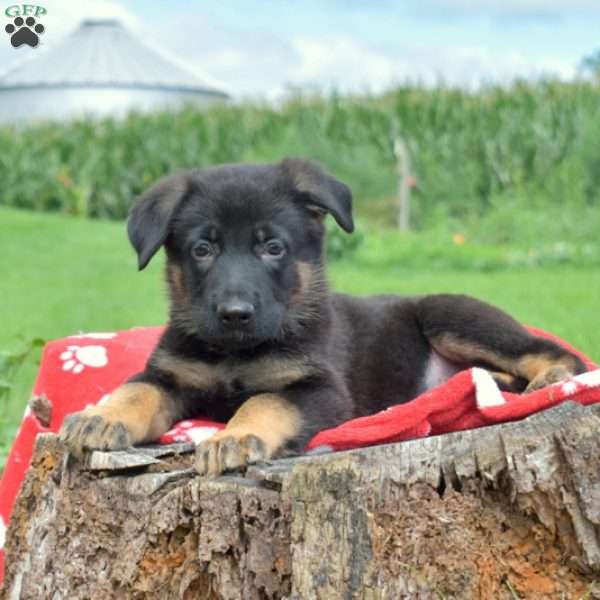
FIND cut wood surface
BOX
[2,401,600,599]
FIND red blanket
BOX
[1,326,598,581]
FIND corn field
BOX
[1,80,599,233]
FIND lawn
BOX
[1,206,599,467]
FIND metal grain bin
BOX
[0,19,228,122]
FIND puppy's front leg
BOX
[60,382,178,457]
[195,393,301,476]
[195,378,352,476]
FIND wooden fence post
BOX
[393,135,412,232]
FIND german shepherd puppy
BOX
[60,158,586,475]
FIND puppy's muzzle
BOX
[217,300,255,329]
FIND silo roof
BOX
[0,19,228,97]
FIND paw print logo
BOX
[60,345,109,374]
[5,16,45,48]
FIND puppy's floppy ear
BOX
[281,157,354,233]
[127,173,190,270]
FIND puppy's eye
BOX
[191,241,215,260]
[262,240,286,258]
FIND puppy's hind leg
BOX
[417,294,587,393]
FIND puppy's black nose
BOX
[217,301,255,327]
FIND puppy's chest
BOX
[151,349,311,398]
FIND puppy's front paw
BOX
[195,431,270,476]
[59,410,132,458]
[525,365,573,393]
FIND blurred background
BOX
[1,0,600,467]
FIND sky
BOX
[0,0,599,98]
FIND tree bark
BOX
[2,401,600,599]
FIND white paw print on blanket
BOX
[60,345,108,374]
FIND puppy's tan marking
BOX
[517,354,576,381]
[297,261,314,295]
[304,205,327,222]
[86,383,174,440]
[166,261,189,306]
[151,348,313,393]
[518,357,576,392]
[430,334,509,369]
[286,262,327,331]
[431,334,578,391]
[165,259,198,334]
[60,383,175,457]
[151,349,220,390]
[222,393,302,445]
[241,356,312,391]
[195,393,302,476]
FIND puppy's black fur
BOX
[60,158,587,474]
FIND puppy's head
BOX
[128,158,353,350]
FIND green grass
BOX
[1,206,599,467]
[0,208,166,464]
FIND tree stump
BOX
[2,401,600,599]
